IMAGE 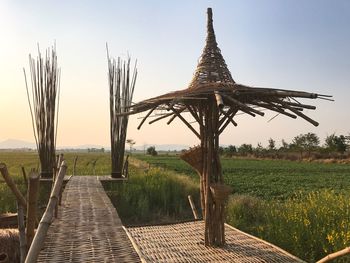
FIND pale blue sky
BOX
[0,1,349,148]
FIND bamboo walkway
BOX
[37,176,141,263]
[36,175,303,262]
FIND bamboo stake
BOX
[72,155,78,176]
[316,247,350,263]
[188,195,199,220]
[21,166,28,190]
[0,163,27,208]
[25,161,67,263]
[17,202,27,263]
[26,171,40,248]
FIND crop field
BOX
[1,151,350,261]
[0,151,112,214]
[136,154,350,200]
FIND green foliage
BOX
[292,132,320,157]
[102,166,200,225]
[325,134,349,154]
[227,191,350,262]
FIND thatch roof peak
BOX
[189,8,235,89]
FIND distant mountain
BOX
[134,144,190,152]
[0,139,36,149]
[0,139,108,150]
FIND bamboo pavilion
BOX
[121,8,332,246]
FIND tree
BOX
[325,134,348,154]
[280,139,289,151]
[147,146,158,156]
[126,139,136,154]
[268,138,276,151]
[292,133,319,158]
[238,144,253,156]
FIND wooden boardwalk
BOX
[37,176,141,263]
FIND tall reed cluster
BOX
[24,46,60,178]
[107,47,137,178]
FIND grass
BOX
[102,165,200,225]
[0,151,112,214]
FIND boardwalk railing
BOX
[25,161,67,263]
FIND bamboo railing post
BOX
[316,247,350,263]
[26,171,40,248]
[17,202,27,263]
[0,163,27,208]
[25,161,67,263]
[72,156,78,176]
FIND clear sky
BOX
[0,0,349,148]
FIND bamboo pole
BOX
[0,163,27,208]
[26,171,40,248]
[17,202,27,263]
[25,161,67,263]
[187,195,199,219]
[21,166,28,190]
[316,247,350,263]
[72,156,78,176]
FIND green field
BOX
[1,151,350,262]
[136,154,350,200]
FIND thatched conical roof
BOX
[189,8,235,89]
[120,8,332,131]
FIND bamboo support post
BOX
[188,195,199,220]
[0,163,27,208]
[17,202,27,263]
[25,161,67,263]
[26,171,40,248]
[316,247,350,263]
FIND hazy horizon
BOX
[1,1,349,148]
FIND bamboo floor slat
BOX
[37,176,141,263]
[127,221,305,263]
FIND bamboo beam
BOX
[316,247,350,263]
[252,101,297,119]
[214,91,224,108]
[222,94,265,116]
[25,161,67,263]
[149,112,175,124]
[0,163,27,208]
[137,106,156,129]
[169,106,200,139]
[167,107,185,125]
[26,171,40,248]
[219,111,237,134]
[277,100,316,110]
[17,202,27,263]
[278,101,319,126]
